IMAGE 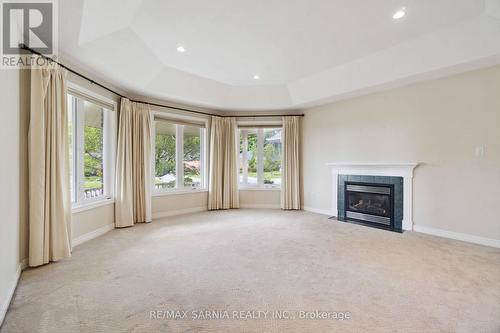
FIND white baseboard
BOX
[152,206,207,220]
[304,207,499,248]
[0,262,22,326]
[72,223,115,247]
[303,206,335,216]
[239,204,281,209]
[413,225,500,248]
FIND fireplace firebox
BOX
[335,175,404,232]
[343,182,396,231]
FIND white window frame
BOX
[151,110,208,196]
[67,82,117,212]
[238,121,282,190]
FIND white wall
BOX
[152,189,282,218]
[240,190,281,208]
[303,65,500,241]
[72,204,115,243]
[152,191,209,219]
[0,68,21,324]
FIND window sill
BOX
[72,198,115,214]
[153,188,208,197]
[239,186,281,191]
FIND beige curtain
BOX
[115,98,152,227]
[281,116,301,210]
[29,57,71,267]
[208,116,239,209]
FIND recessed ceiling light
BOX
[392,9,406,20]
[176,45,186,53]
[253,75,260,80]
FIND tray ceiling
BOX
[58,0,500,111]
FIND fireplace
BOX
[328,164,417,231]
[335,174,404,232]
[344,182,394,229]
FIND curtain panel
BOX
[281,116,301,210]
[115,98,152,227]
[208,116,239,210]
[29,57,72,267]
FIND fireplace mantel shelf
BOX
[326,162,419,167]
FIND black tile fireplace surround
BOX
[334,175,404,232]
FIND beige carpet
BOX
[2,209,499,332]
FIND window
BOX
[153,118,206,192]
[183,125,203,188]
[154,121,176,189]
[67,89,115,207]
[239,127,282,188]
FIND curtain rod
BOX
[19,44,305,118]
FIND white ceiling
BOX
[58,0,500,111]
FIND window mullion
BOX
[176,125,184,189]
[257,128,264,186]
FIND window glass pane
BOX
[263,128,282,186]
[239,129,258,185]
[155,121,176,190]
[184,126,201,188]
[83,101,104,199]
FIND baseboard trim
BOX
[413,225,500,248]
[152,206,207,220]
[0,262,22,326]
[72,223,115,247]
[239,204,281,209]
[303,206,335,216]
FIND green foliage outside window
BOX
[183,134,201,186]
[84,125,103,190]
[247,134,257,172]
[263,131,281,172]
[84,126,103,178]
[155,133,176,177]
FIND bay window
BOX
[239,127,282,188]
[153,117,206,192]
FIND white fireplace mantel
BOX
[326,162,419,231]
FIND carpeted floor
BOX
[1,209,499,332]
